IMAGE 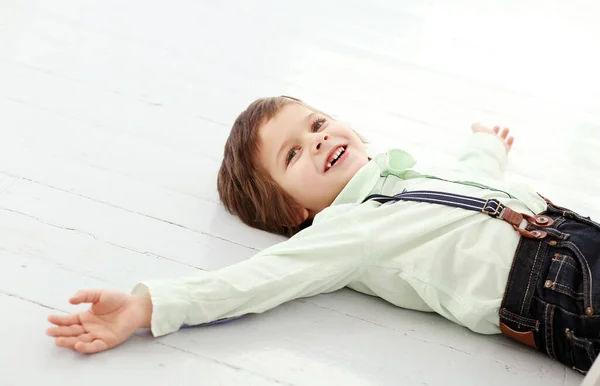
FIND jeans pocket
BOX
[565,328,599,374]
[545,253,584,301]
[551,240,596,314]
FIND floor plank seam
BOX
[0,246,111,282]
[2,94,227,174]
[0,174,258,252]
[0,177,18,197]
[0,207,204,270]
[0,290,66,313]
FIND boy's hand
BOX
[471,123,514,152]
[46,290,152,354]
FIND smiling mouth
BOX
[325,145,347,172]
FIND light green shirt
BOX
[133,133,548,337]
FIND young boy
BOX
[46,96,600,374]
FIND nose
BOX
[314,133,329,152]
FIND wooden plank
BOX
[0,145,281,252]
[0,179,257,271]
[0,208,200,284]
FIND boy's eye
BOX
[285,118,327,167]
[286,147,299,166]
[312,117,327,132]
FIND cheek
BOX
[280,168,310,192]
[285,169,322,203]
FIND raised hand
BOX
[471,123,514,152]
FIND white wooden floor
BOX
[1,0,599,385]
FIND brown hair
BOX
[217,96,324,237]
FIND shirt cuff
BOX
[468,132,508,173]
[470,132,507,159]
[132,279,196,337]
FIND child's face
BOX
[258,103,369,223]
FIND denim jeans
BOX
[500,201,600,374]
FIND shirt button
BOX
[586,307,594,316]
[544,280,553,288]
[549,240,557,246]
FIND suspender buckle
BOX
[481,199,501,216]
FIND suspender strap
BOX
[363,190,552,240]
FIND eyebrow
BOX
[275,112,317,167]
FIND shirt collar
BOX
[331,148,417,205]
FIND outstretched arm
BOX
[47,215,366,353]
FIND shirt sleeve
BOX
[131,215,367,337]
[454,133,508,180]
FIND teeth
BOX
[330,147,344,162]
[326,146,345,171]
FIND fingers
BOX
[70,290,103,305]
[499,127,514,151]
[506,136,514,151]
[54,333,111,355]
[74,339,109,354]
[55,333,95,349]
[473,124,514,152]
[48,313,80,327]
[493,126,514,149]
[46,324,86,338]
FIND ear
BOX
[294,207,310,225]
[285,207,310,227]
[300,207,309,222]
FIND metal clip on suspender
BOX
[363,190,553,239]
